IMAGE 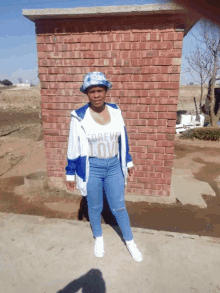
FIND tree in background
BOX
[1,79,13,86]
[17,77,23,83]
[184,45,211,112]
[201,20,220,126]
[184,19,220,126]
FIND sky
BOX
[0,0,197,85]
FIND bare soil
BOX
[1,108,220,239]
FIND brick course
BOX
[35,14,184,198]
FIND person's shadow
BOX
[57,269,106,293]
[78,190,124,243]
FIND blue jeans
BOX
[86,156,133,241]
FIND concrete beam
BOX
[22,3,187,22]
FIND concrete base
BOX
[125,193,176,205]
[49,168,216,209]
[171,168,216,209]
[24,171,47,191]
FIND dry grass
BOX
[0,84,213,113]
[178,85,209,114]
[0,86,41,109]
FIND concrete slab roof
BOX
[23,3,187,22]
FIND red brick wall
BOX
[35,14,184,197]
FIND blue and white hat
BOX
[80,71,112,94]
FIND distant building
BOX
[16,83,31,87]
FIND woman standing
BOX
[66,72,143,262]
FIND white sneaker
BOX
[94,236,104,258]
[126,239,143,262]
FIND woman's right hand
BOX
[66,181,76,192]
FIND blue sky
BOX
[0,0,195,85]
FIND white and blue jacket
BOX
[65,102,134,196]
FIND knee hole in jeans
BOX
[113,206,126,214]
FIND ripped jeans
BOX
[86,156,133,241]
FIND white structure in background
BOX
[176,114,205,134]
[16,83,31,87]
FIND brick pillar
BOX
[35,14,184,197]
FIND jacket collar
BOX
[71,102,119,122]
[73,103,90,120]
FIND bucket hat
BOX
[80,72,112,94]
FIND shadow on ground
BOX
[57,269,106,293]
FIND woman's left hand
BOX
[128,166,135,177]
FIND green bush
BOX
[180,127,220,141]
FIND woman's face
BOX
[87,86,107,110]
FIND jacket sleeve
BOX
[65,115,80,181]
[124,125,134,168]
[116,103,134,168]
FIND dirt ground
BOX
[1,108,220,239]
